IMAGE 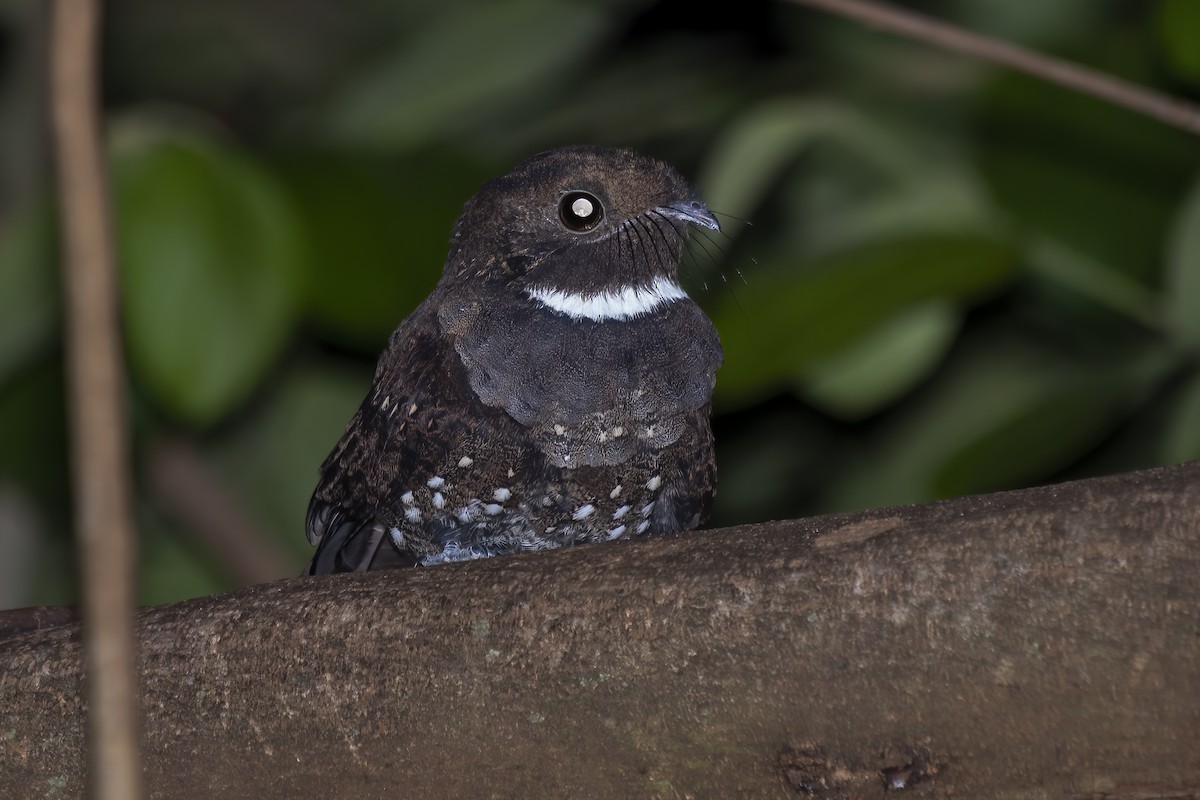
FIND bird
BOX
[305,145,723,574]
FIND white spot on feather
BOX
[607,525,626,540]
[646,475,662,492]
[493,488,512,502]
[457,456,473,468]
[636,520,651,534]
[613,505,631,520]
[427,476,445,489]
[609,484,622,499]
[404,507,421,523]
[432,492,446,510]
[400,491,414,505]
[572,504,595,520]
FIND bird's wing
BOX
[305,300,458,574]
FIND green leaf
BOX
[202,360,372,564]
[1157,370,1200,465]
[933,383,1126,498]
[1164,173,1200,346]
[798,301,960,420]
[490,40,741,152]
[699,99,915,229]
[0,203,58,386]
[275,150,494,350]
[976,70,1199,289]
[138,524,230,605]
[1160,0,1200,81]
[0,357,69,520]
[326,0,610,149]
[711,234,1018,410]
[950,0,1111,44]
[823,335,1171,512]
[0,356,74,607]
[114,134,305,426]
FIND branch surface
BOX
[2,463,1199,799]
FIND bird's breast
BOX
[438,290,721,468]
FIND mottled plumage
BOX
[306,145,722,574]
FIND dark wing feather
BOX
[304,297,456,575]
[304,501,389,574]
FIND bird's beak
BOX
[656,200,720,232]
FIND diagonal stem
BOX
[785,0,1200,136]
[50,1,142,798]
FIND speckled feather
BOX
[306,146,722,573]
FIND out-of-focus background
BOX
[2,0,1198,607]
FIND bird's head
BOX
[443,146,718,320]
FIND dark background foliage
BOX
[1,0,1198,606]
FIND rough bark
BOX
[2,463,1199,799]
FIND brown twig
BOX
[785,0,1200,137]
[148,438,297,585]
[49,1,142,799]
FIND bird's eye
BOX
[558,191,604,233]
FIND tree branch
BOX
[785,0,1200,137]
[49,1,142,798]
[2,463,1198,798]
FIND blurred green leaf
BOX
[709,406,829,527]
[950,0,1111,44]
[701,99,915,228]
[114,134,305,426]
[275,150,492,350]
[0,356,74,606]
[0,203,57,385]
[138,523,229,604]
[326,0,611,149]
[1165,173,1200,346]
[982,145,1170,284]
[203,360,372,564]
[791,164,999,259]
[1024,237,1161,331]
[492,41,742,153]
[0,357,69,520]
[824,335,1172,511]
[1157,370,1200,465]
[799,300,960,420]
[934,383,1126,498]
[977,70,1199,287]
[712,234,1018,410]
[1159,0,1200,81]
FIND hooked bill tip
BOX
[657,200,720,232]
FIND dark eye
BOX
[558,191,604,232]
